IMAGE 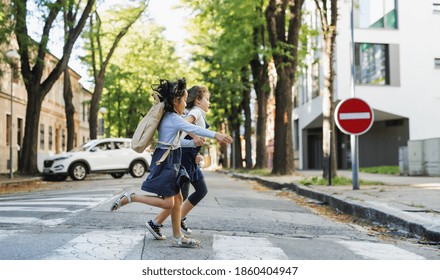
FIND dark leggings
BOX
[181,179,208,206]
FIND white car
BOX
[42,138,151,181]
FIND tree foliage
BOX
[99,20,187,138]
[182,0,271,168]
[81,1,146,139]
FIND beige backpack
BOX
[131,94,164,153]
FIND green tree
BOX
[265,0,305,175]
[183,0,271,169]
[12,0,95,175]
[82,1,146,140]
[100,20,187,138]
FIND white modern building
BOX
[293,0,440,171]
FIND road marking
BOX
[44,230,145,260]
[0,217,66,226]
[0,206,75,212]
[0,230,26,240]
[0,201,97,206]
[339,112,370,120]
[338,241,425,260]
[213,234,288,260]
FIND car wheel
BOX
[111,173,125,179]
[130,161,146,178]
[69,162,87,181]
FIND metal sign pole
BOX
[350,0,359,190]
[351,135,359,190]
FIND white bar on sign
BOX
[339,112,370,120]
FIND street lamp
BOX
[6,49,20,179]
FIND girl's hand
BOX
[193,135,205,147]
[195,153,203,165]
[214,133,233,144]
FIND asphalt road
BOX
[0,171,438,260]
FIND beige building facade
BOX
[1,46,91,174]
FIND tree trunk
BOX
[321,33,338,179]
[231,121,243,169]
[253,82,269,169]
[89,77,105,139]
[242,68,253,169]
[272,70,295,175]
[265,0,304,175]
[315,0,338,179]
[63,69,75,150]
[250,19,270,169]
[19,90,43,175]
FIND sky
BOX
[147,0,188,46]
[43,0,189,82]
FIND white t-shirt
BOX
[181,106,208,148]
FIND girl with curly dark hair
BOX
[110,78,232,248]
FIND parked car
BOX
[42,138,152,181]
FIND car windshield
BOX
[69,140,98,152]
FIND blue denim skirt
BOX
[141,148,189,197]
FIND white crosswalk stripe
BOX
[337,240,425,260]
[43,230,145,260]
[0,191,114,226]
[0,217,67,226]
[212,234,288,260]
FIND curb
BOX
[229,172,440,242]
[0,177,43,188]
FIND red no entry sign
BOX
[335,98,374,135]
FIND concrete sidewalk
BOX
[226,170,440,242]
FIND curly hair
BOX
[152,78,187,112]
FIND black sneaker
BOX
[181,217,192,236]
[146,220,166,240]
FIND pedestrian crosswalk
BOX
[0,189,119,226]
[0,189,428,260]
[0,228,427,260]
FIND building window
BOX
[311,62,320,99]
[355,0,398,29]
[355,43,390,85]
[62,129,66,151]
[17,118,23,148]
[435,58,440,68]
[40,124,45,150]
[6,114,11,146]
[49,126,53,150]
[434,3,440,14]
[82,103,86,121]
